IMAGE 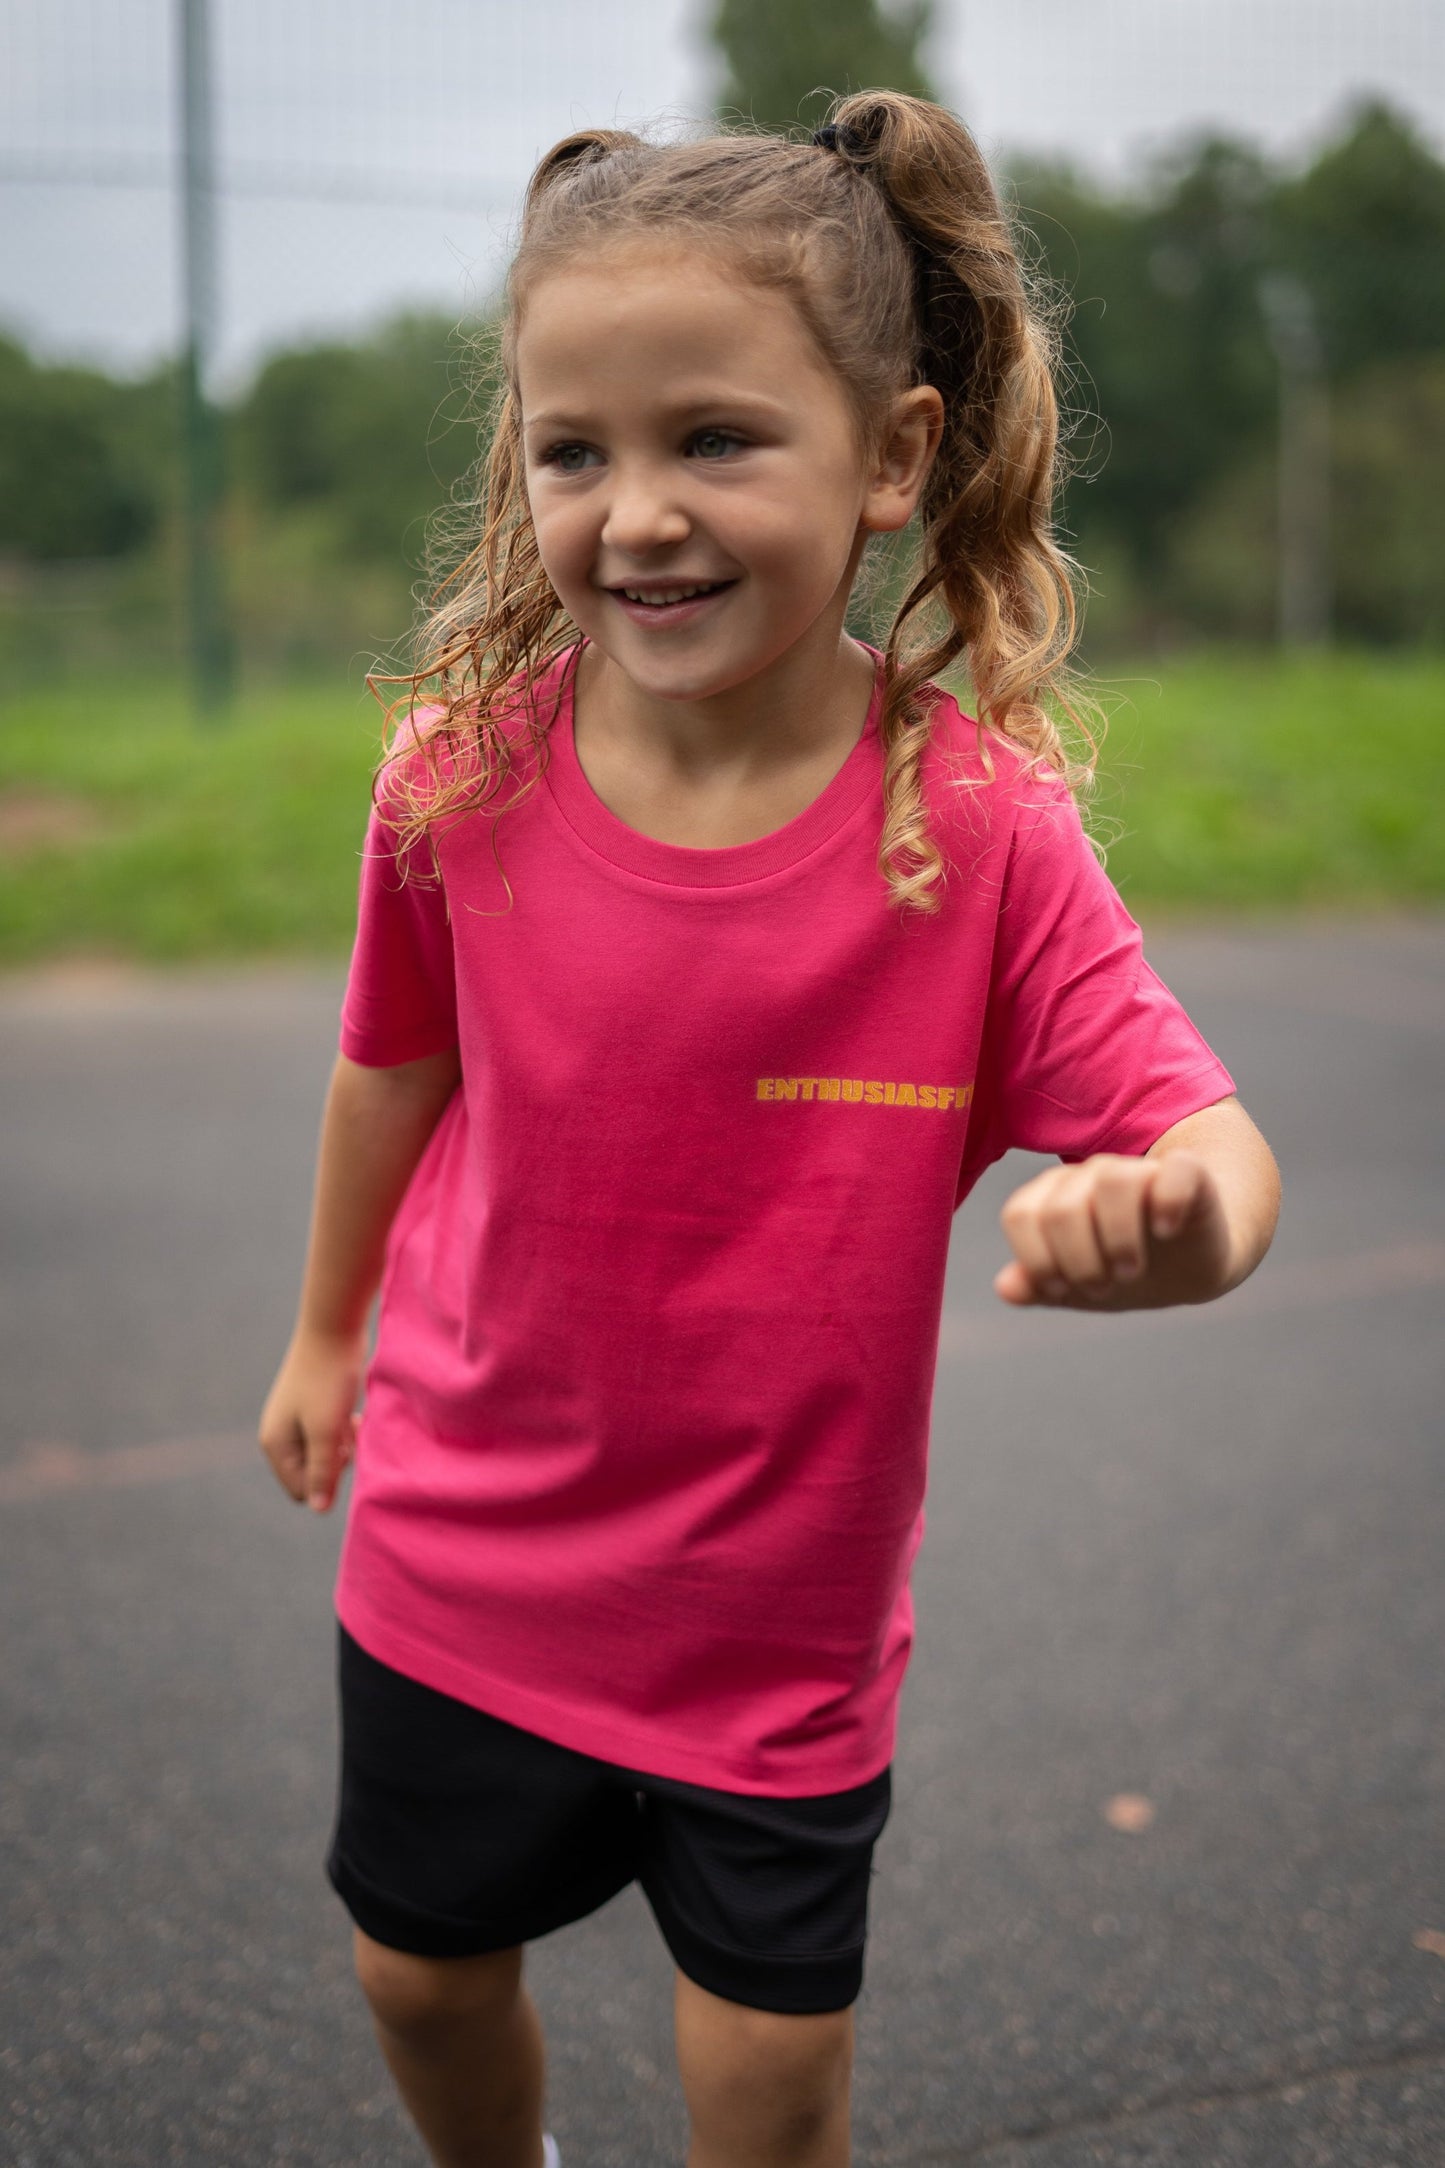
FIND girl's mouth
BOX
[605,580,737,627]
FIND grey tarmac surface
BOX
[1,916,1442,2168]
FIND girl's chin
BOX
[581,617,825,704]
[582,628,758,701]
[617,661,747,704]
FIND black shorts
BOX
[325,1622,891,2014]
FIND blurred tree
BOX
[1171,356,1445,646]
[0,336,170,560]
[711,0,933,134]
[231,312,480,565]
[1271,100,1445,379]
[1330,357,1445,643]
[1013,139,1278,614]
[1012,99,1445,647]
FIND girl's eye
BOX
[544,443,599,473]
[690,430,744,461]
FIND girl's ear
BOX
[861,385,945,534]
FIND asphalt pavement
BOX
[2,916,1442,2168]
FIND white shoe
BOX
[543,2137,562,2168]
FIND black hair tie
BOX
[812,122,865,159]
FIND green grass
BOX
[0,679,379,965]
[1090,651,1445,912]
[0,650,1440,967]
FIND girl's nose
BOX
[600,471,691,557]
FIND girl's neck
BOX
[568,622,880,853]
[574,620,877,785]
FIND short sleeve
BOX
[964,778,1235,1173]
[339,801,458,1066]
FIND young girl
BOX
[259,91,1279,2168]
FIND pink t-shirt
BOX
[334,648,1234,1794]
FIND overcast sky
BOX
[2,0,1442,389]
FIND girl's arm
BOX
[258,1046,462,1510]
[993,1092,1280,1311]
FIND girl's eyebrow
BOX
[523,392,792,434]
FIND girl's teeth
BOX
[622,584,715,604]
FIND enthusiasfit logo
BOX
[756,1077,973,1109]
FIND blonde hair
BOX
[373,90,1099,909]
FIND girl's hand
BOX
[993,1149,1233,1311]
[257,1325,367,1511]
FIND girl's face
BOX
[516,248,936,704]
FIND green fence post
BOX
[178,0,233,718]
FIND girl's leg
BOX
[673,1969,853,2168]
[352,1925,547,2168]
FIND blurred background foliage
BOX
[713,0,933,134]
[2,95,1441,681]
[1016,99,1445,650]
[1,0,1442,959]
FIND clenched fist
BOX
[994,1148,1234,1311]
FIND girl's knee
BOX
[352,1925,524,2038]
[675,1972,853,2129]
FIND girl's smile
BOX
[604,578,738,629]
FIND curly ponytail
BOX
[379,96,1097,912]
[820,90,1097,909]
